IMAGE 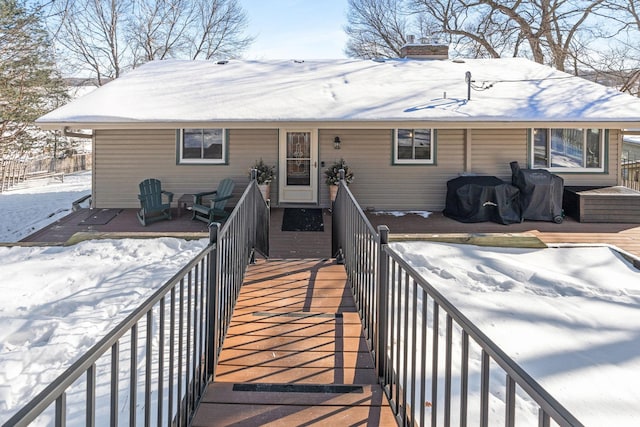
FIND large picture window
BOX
[532,128,604,172]
[394,128,435,164]
[178,128,226,164]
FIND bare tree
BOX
[597,0,640,95]
[189,0,253,60]
[48,0,131,85]
[345,0,635,76]
[410,0,611,71]
[128,0,194,65]
[45,0,252,85]
[344,0,414,58]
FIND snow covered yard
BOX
[393,241,640,426]
[0,238,208,424]
[0,171,92,243]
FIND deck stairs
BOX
[191,258,395,426]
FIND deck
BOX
[16,205,640,425]
[191,259,395,426]
[18,206,640,259]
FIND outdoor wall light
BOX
[334,136,341,149]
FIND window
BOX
[532,128,604,172]
[178,128,226,164]
[394,128,435,164]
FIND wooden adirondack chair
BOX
[191,178,235,224]
[137,178,174,226]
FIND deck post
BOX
[250,169,257,264]
[332,169,347,264]
[376,225,390,381]
[206,222,220,378]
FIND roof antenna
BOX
[465,71,472,100]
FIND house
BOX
[36,44,640,212]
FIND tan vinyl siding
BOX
[319,129,465,211]
[94,129,278,208]
[470,129,528,179]
[93,126,623,211]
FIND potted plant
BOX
[250,158,276,201]
[324,158,354,202]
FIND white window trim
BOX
[530,128,605,173]
[178,128,227,164]
[393,128,435,165]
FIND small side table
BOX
[177,194,194,217]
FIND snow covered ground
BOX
[1,175,639,425]
[0,171,92,243]
[0,174,209,423]
[0,238,208,424]
[393,241,640,426]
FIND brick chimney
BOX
[401,36,449,60]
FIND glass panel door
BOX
[286,132,311,186]
[279,130,318,203]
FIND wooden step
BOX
[221,334,369,352]
[218,349,374,369]
[214,364,378,384]
[192,382,396,427]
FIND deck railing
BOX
[621,156,640,191]
[331,173,583,427]
[2,177,269,427]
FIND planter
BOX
[328,184,338,202]
[258,183,271,201]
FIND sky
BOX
[240,0,349,59]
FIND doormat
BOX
[281,208,324,232]
[79,209,122,225]
[232,383,363,394]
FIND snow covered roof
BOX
[37,58,640,128]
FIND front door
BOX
[279,130,318,203]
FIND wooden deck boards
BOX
[191,259,395,427]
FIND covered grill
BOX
[443,176,521,225]
[510,161,564,223]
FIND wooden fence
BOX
[0,154,92,192]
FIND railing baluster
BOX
[145,310,152,427]
[86,364,96,427]
[481,349,490,427]
[55,392,66,427]
[177,279,184,426]
[130,323,138,427]
[157,297,165,427]
[410,278,418,426]
[420,287,427,427]
[110,342,119,427]
[506,375,516,427]
[460,331,469,427]
[186,272,192,416]
[402,271,410,422]
[169,287,176,426]
[431,302,439,427]
[539,409,551,427]
[192,265,200,407]
[444,314,453,427]
[394,261,401,413]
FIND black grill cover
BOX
[510,161,564,223]
[443,176,522,225]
